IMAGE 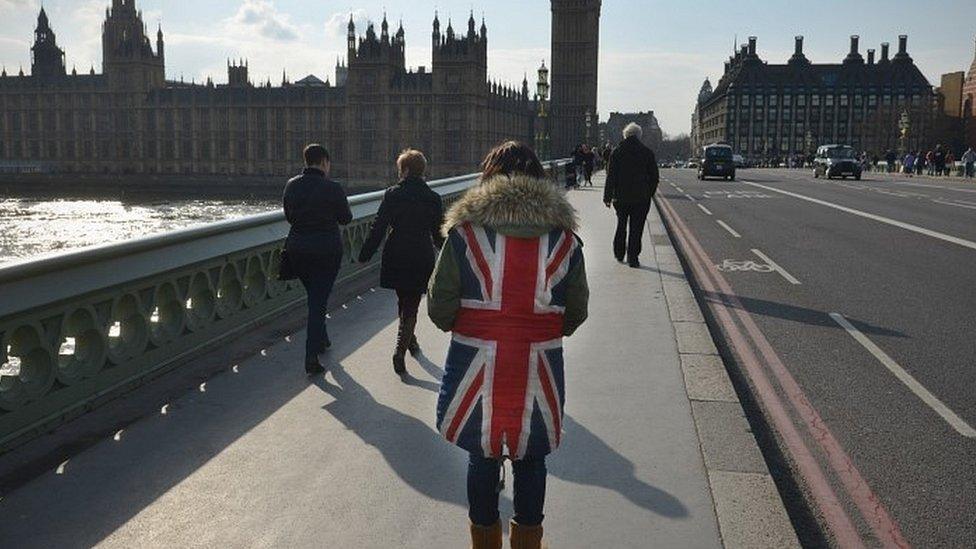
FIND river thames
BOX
[0,196,278,265]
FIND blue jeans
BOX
[468,454,546,527]
[291,252,342,361]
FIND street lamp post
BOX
[898,110,910,157]
[536,61,550,161]
[585,109,592,145]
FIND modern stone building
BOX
[693,35,935,160]
[550,0,602,156]
[0,1,541,184]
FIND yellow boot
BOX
[509,521,546,549]
[470,521,502,549]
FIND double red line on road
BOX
[656,194,909,549]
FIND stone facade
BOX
[550,0,601,156]
[963,38,976,149]
[0,1,538,184]
[693,35,935,160]
[604,111,663,150]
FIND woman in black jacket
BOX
[359,149,445,375]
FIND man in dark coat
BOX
[283,144,353,374]
[359,149,444,374]
[604,123,660,268]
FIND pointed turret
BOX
[31,6,66,79]
[381,12,389,43]
[467,11,476,38]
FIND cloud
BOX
[0,0,37,10]
[229,0,300,42]
[324,10,369,42]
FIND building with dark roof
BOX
[693,35,935,160]
[0,2,540,184]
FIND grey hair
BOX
[623,122,643,139]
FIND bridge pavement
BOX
[0,173,792,548]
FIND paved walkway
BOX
[0,174,724,548]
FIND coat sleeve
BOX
[427,231,462,332]
[647,149,660,198]
[358,190,393,263]
[562,244,589,337]
[335,183,353,226]
[603,152,617,203]
[430,194,446,250]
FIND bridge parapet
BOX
[0,161,567,450]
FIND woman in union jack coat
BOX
[428,142,589,549]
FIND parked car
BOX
[698,143,735,181]
[733,154,746,168]
[813,145,862,180]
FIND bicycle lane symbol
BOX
[715,259,774,273]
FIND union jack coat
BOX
[428,174,589,459]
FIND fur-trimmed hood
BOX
[443,174,578,237]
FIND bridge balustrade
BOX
[0,161,568,451]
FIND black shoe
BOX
[615,256,626,264]
[628,259,641,268]
[305,359,325,375]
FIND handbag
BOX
[278,249,298,281]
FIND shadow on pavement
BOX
[548,416,689,518]
[0,304,395,548]
[702,291,907,338]
[312,361,478,509]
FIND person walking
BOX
[582,144,595,186]
[604,122,660,268]
[283,144,353,374]
[945,150,956,177]
[428,141,589,549]
[903,151,915,177]
[358,149,444,375]
[934,145,946,177]
[915,151,925,175]
[885,149,897,173]
[926,150,935,175]
[962,147,976,178]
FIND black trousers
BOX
[613,201,651,263]
[395,289,422,319]
[291,251,342,362]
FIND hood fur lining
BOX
[443,175,578,236]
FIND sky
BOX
[1,0,974,136]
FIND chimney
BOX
[898,35,908,55]
[867,49,875,64]
[880,42,890,62]
[795,36,803,56]
[748,36,757,56]
[844,35,864,64]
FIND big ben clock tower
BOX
[550,0,602,155]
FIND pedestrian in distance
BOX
[582,144,595,186]
[903,151,915,177]
[428,141,589,549]
[358,149,445,375]
[934,145,946,177]
[282,144,353,374]
[915,151,925,176]
[961,147,976,178]
[926,149,935,176]
[945,150,956,177]
[604,122,660,268]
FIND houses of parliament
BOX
[0,0,602,184]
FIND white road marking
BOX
[684,193,697,202]
[674,186,684,192]
[697,204,713,215]
[830,313,976,438]
[932,199,976,211]
[743,181,976,252]
[56,460,69,475]
[751,248,801,285]
[716,220,741,238]
[890,180,976,194]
